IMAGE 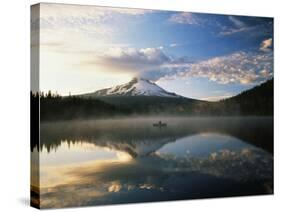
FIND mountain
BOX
[77,77,199,113]
[81,78,181,98]
[219,78,273,115]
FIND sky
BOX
[31,3,273,101]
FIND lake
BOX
[31,117,273,208]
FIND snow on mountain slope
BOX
[82,78,181,98]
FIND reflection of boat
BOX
[153,121,167,127]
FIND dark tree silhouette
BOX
[34,78,273,121]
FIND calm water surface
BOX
[32,117,273,208]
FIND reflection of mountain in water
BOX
[34,117,273,208]
[35,117,273,154]
[39,124,181,158]
[103,137,177,158]
[38,145,273,208]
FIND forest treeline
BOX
[32,91,131,121]
[31,78,273,121]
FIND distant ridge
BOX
[218,78,273,115]
[225,78,273,102]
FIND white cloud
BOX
[82,47,172,78]
[228,16,247,28]
[168,12,205,25]
[260,38,273,52]
[35,3,150,30]
[218,26,255,36]
[169,43,179,47]
[175,51,273,84]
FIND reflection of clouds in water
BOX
[108,181,122,192]
[156,133,256,158]
[202,148,272,183]
[158,147,272,182]
[41,185,107,208]
[116,152,133,161]
[31,149,39,187]
[40,141,133,167]
[39,146,272,208]
[37,118,273,208]
[40,156,134,188]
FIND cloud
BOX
[168,12,206,25]
[174,51,273,85]
[34,3,152,54]
[169,43,179,47]
[260,38,273,52]
[83,45,273,85]
[168,12,272,38]
[34,3,150,31]
[218,17,255,36]
[82,47,174,80]
[82,47,196,80]
[218,16,273,37]
[228,16,247,28]
[93,47,171,70]
[218,25,255,36]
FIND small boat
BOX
[153,121,167,127]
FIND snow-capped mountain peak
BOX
[83,78,180,98]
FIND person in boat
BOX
[153,121,167,127]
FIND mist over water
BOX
[32,116,273,208]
